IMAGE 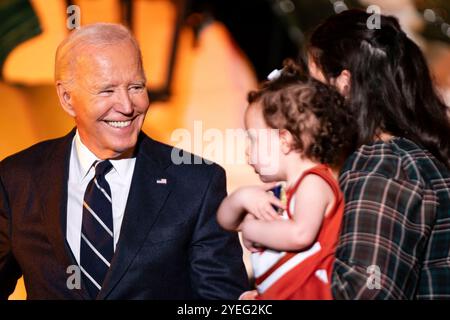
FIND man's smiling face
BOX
[68,40,149,159]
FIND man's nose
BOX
[115,88,133,114]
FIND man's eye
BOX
[99,90,114,95]
[129,85,145,91]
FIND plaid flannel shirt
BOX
[332,137,450,299]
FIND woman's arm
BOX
[241,174,333,251]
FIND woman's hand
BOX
[242,236,261,253]
[239,290,258,300]
[241,215,263,252]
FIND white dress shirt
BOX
[66,131,136,264]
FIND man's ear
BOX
[56,81,76,117]
[279,129,294,154]
[334,69,351,97]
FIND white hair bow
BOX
[267,68,282,81]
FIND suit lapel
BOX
[98,135,173,299]
[38,128,89,299]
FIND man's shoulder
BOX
[0,134,71,174]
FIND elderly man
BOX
[0,23,248,299]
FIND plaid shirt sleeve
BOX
[331,170,437,299]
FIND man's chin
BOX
[107,138,139,159]
[117,141,139,154]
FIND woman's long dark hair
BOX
[308,9,450,168]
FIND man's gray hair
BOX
[54,23,144,85]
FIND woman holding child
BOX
[219,9,450,300]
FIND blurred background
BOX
[1,0,450,300]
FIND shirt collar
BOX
[74,130,135,182]
[74,131,100,182]
[109,157,134,178]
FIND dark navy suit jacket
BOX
[0,129,249,299]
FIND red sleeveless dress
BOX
[253,164,344,300]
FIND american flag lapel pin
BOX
[156,178,167,184]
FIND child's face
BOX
[244,103,284,182]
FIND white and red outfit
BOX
[251,164,344,300]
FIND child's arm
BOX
[241,174,334,251]
[217,183,285,231]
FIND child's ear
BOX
[279,129,294,154]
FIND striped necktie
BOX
[80,160,114,298]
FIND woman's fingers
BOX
[242,237,259,252]
[239,290,258,300]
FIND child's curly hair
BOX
[247,58,356,166]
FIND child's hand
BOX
[217,182,285,232]
[235,182,285,221]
